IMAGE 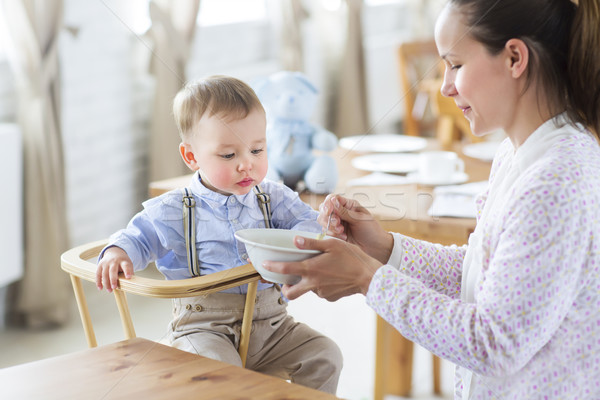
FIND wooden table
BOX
[148,141,492,399]
[0,337,339,399]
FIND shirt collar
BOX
[513,113,579,174]
[188,171,259,208]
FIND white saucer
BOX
[339,134,427,153]
[407,171,469,186]
[351,153,419,174]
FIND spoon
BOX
[316,212,333,240]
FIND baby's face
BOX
[182,108,268,196]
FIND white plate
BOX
[462,141,501,162]
[351,153,419,174]
[339,134,427,153]
[407,171,469,186]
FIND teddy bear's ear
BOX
[251,76,269,97]
[292,71,318,95]
[252,75,278,106]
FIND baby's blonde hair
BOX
[173,75,264,138]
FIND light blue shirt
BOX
[103,172,320,293]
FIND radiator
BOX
[0,123,23,287]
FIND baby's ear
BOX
[179,142,199,170]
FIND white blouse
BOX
[366,115,600,399]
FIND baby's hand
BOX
[96,246,134,293]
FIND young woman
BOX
[265,0,600,398]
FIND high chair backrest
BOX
[61,239,261,366]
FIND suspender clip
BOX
[182,194,196,208]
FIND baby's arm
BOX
[96,246,134,293]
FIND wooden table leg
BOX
[374,316,413,400]
[433,354,442,394]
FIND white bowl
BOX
[234,228,326,285]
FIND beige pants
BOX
[168,286,343,394]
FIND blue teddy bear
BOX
[254,71,338,194]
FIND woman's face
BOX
[434,5,520,137]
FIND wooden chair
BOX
[61,239,261,366]
[426,78,484,148]
[397,39,483,147]
[396,39,442,137]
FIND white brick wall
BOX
[61,0,147,245]
[0,62,15,121]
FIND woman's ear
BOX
[179,142,199,171]
[505,38,529,79]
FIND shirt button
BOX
[278,297,285,305]
[232,218,238,224]
[229,197,236,204]
[195,305,203,312]
[185,304,192,311]
[241,253,248,260]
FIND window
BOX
[0,15,8,60]
[128,0,267,34]
[198,0,267,26]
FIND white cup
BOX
[418,151,464,183]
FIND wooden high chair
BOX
[61,239,261,366]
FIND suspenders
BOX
[182,185,272,277]
[182,188,199,277]
[253,185,272,229]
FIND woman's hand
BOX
[319,194,393,264]
[263,235,383,301]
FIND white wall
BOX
[363,1,421,134]
[0,41,20,328]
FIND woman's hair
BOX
[449,0,600,136]
[173,75,265,138]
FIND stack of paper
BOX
[428,181,488,218]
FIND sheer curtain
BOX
[270,0,308,72]
[316,0,369,137]
[147,0,200,182]
[1,0,70,328]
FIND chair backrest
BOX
[61,239,261,366]
[427,79,485,147]
[396,39,442,137]
[397,39,484,146]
